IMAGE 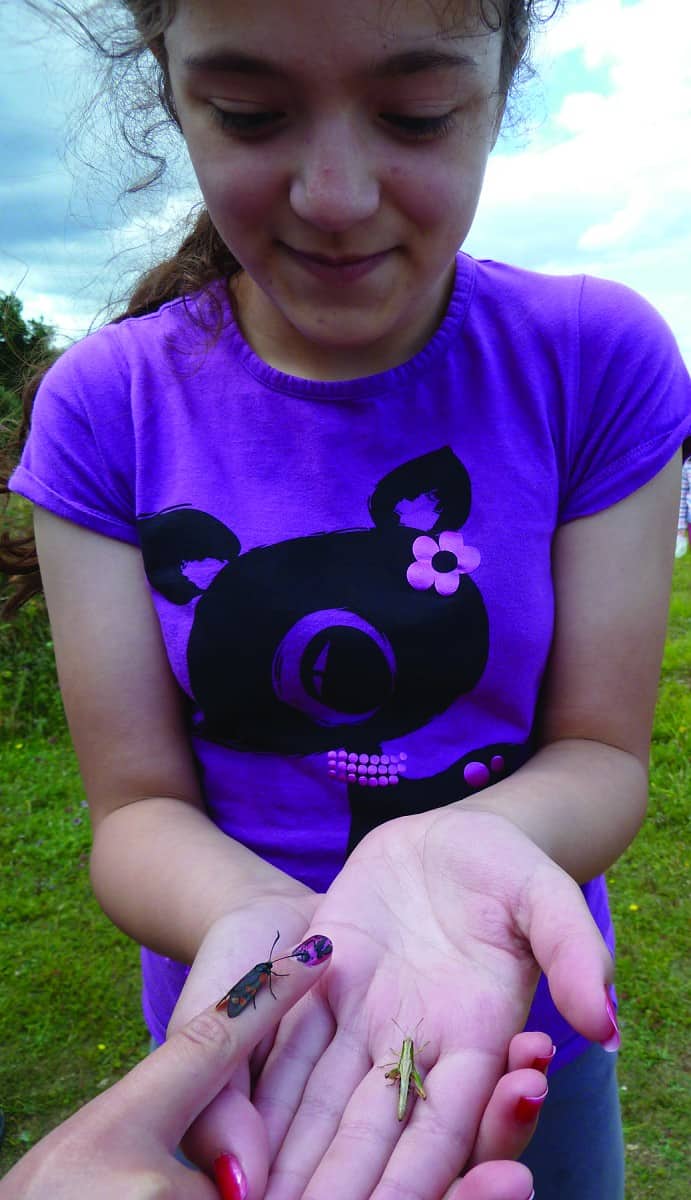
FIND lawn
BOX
[1,553,689,1193]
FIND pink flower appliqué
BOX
[406,531,481,596]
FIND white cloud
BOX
[2,0,690,365]
[466,0,691,363]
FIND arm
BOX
[34,508,312,963]
[460,453,681,881]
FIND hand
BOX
[252,808,614,1200]
[0,944,332,1200]
[168,892,319,1185]
[174,905,549,1200]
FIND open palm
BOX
[255,806,613,1200]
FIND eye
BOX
[381,112,457,141]
[210,106,284,136]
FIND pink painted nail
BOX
[214,1153,248,1200]
[291,934,333,966]
[601,989,621,1053]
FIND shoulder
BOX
[463,258,691,518]
[468,256,689,403]
[43,285,230,391]
[469,256,674,342]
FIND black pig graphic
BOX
[138,448,528,851]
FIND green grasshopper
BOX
[383,1021,428,1121]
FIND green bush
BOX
[0,597,65,740]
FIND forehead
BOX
[165,0,502,71]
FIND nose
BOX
[289,114,380,232]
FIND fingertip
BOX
[184,1087,268,1195]
[506,1030,554,1074]
[600,987,621,1053]
[467,1067,547,1170]
[214,1153,249,1200]
[541,929,615,1045]
[446,1160,534,1200]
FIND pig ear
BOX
[137,506,240,604]
[368,447,472,533]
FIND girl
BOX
[3,2,690,1198]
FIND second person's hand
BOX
[0,932,333,1200]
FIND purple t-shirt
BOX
[11,254,691,1062]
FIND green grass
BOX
[0,558,689,1192]
[0,597,144,1163]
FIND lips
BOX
[280,242,393,283]
[294,250,383,266]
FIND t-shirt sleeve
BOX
[8,325,139,545]
[559,276,691,522]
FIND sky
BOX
[1,0,690,366]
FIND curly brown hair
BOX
[1,0,563,612]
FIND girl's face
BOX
[165,0,505,377]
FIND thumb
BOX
[524,865,618,1048]
[111,933,334,1149]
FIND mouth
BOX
[293,250,386,266]
[280,243,393,282]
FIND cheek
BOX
[191,149,284,228]
[386,161,479,233]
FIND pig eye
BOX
[272,610,396,726]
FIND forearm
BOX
[458,738,648,883]
[90,797,313,962]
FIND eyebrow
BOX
[182,47,479,79]
[375,49,480,77]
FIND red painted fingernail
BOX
[530,1044,556,1074]
[601,989,621,1053]
[214,1153,248,1200]
[514,1087,548,1123]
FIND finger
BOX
[252,984,337,1159]
[363,1050,499,1200]
[286,1048,498,1200]
[524,864,617,1045]
[106,933,333,1149]
[182,1080,269,1196]
[445,1160,535,1200]
[466,1067,548,1168]
[264,1026,374,1200]
[506,1031,555,1074]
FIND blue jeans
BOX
[519,1044,625,1199]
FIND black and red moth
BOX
[215,930,333,1018]
[215,930,297,1018]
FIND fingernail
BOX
[530,1044,556,1074]
[514,1087,548,1123]
[214,1153,248,1200]
[601,989,621,1053]
[291,933,333,966]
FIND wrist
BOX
[449,738,647,883]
